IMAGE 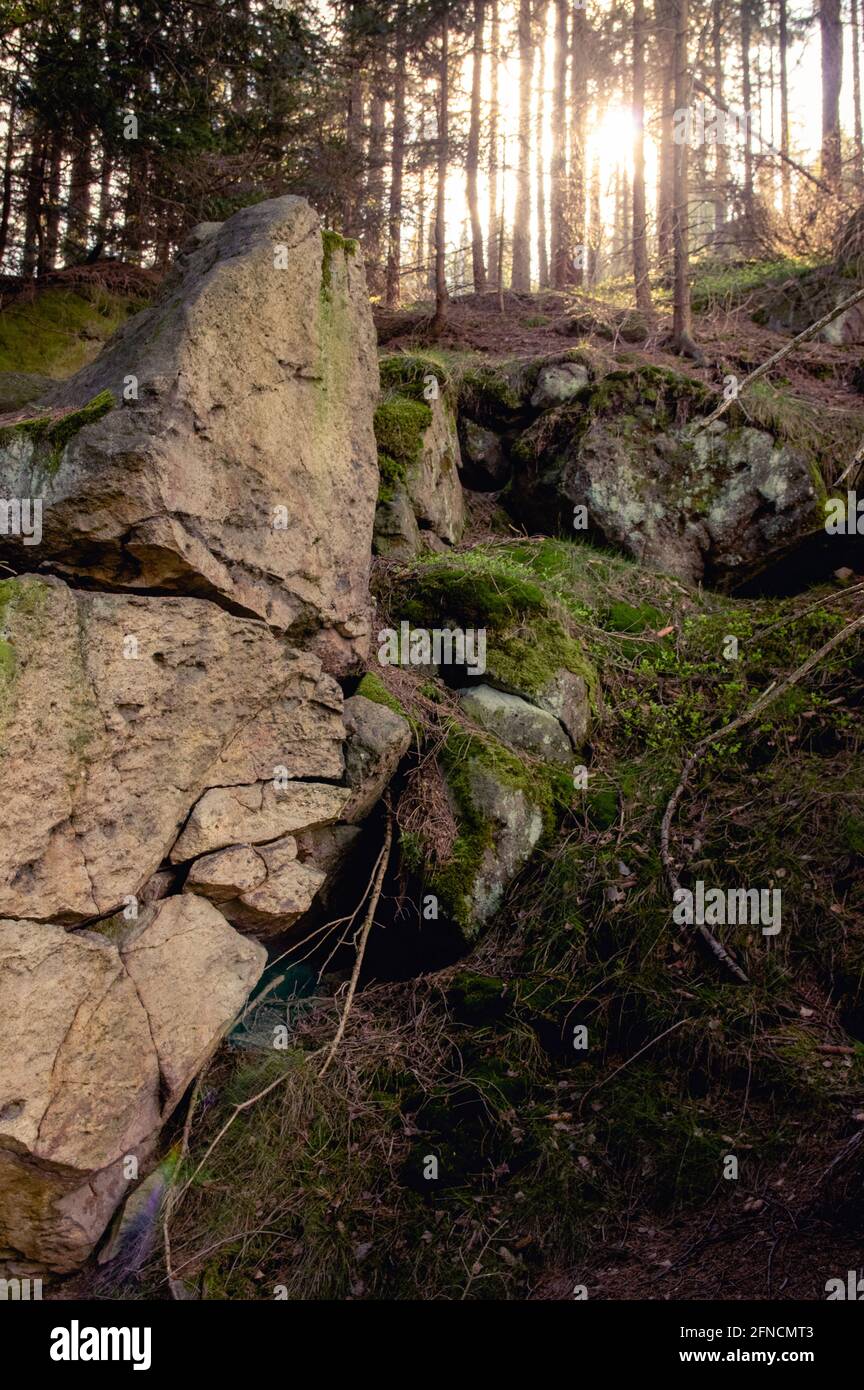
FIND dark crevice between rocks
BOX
[730,529,864,597]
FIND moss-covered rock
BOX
[457,683,574,765]
[373,356,465,555]
[419,725,570,940]
[506,364,833,589]
[0,389,115,481]
[390,550,597,735]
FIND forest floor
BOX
[375,270,862,421]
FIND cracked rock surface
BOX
[0,575,345,923]
[0,898,265,1272]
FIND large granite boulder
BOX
[0,898,265,1272]
[0,204,396,1276]
[0,575,345,923]
[0,197,379,675]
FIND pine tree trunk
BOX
[431,8,450,336]
[779,0,791,218]
[385,34,406,308]
[44,132,63,272]
[632,0,652,310]
[672,0,695,353]
[510,0,532,290]
[741,0,754,224]
[656,0,676,268]
[820,0,843,187]
[64,130,92,264]
[21,127,46,279]
[416,160,426,297]
[487,0,500,287]
[853,0,864,188]
[570,5,588,286]
[343,67,364,237]
[535,19,549,289]
[467,0,487,293]
[550,0,569,287]
[0,51,21,267]
[366,89,387,295]
[95,150,114,243]
[713,0,728,230]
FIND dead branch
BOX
[697,283,864,429]
[660,611,864,983]
[319,811,393,1078]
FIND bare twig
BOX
[660,611,864,982]
[697,284,864,429]
[319,811,393,1078]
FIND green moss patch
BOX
[320,229,357,297]
[0,286,145,377]
[373,395,431,470]
[0,389,115,478]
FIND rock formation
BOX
[0,197,388,1273]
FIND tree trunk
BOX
[535,14,549,288]
[820,0,843,186]
[21,127,46,279]
[64,129,93,264]
[95,150,114,245]
[852,0,864,188]
[550,0,569,286]
[43,132,63,272]
[779,0,791,217]
[633,0,652,310]
[741,0,754,224]
[587,148,601,285]
[712,0,728,230]
[570,5,588,285]
[656,0,676,268]
[672,0,695,354]
[487,0,500,287]
[415,159,426,297]
[385,33,407,308]
[431,7,450,336]
[510,0,532,290]
[467,0,486,293]
[0,50,21,267]
[365,89,387,294]
[343,66,364,237]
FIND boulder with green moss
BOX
[342,692,413,820]
[0,197,379,675]
[393,552,595,744]
[414,728,567,941]
[374,353,465,555]
[457,684,574,764]
[753,262,864,343]
[507,365,830,587]
[530,360,590,409]
[458,347,599,432]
